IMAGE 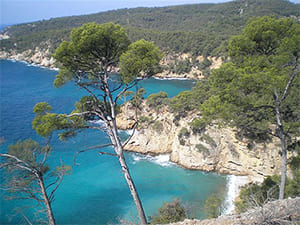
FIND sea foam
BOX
[131,153,175,167]
[222,175,249,215]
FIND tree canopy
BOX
[33,22,162,225]
[201,16,300,199]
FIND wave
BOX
[153,76,192,81]
[6,58,59,71]
[131,153,175,167]
[222,175,249,215]
[89,119,105,126]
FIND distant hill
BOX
[1,0,299,57]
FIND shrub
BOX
[200,134,217,148]
[203,193,223,218]
[190,118,206,134]
[178,127,190,146]
[195,143,209,157]
[146,91,168,111]
[236,173,300,213]
[151,198,187,224]
[152,121,163,132]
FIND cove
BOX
[0,60,227,224]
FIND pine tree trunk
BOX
[37,174,56,225]
[117,150,148,225]
[275,103,287,200]
[110,120,147,225]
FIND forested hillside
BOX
[1,0,299,57]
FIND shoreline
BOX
[128,151,250,215]
[0,57,200,80]
[2,58,59,71]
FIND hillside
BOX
[1,0,299,57]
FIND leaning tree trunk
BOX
[275,103,287,200]
[37,174,56,225]
[109,118,148,225]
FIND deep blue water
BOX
[0,60,227,224]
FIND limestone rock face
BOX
[0,45,57,69]
[118,102,291,181]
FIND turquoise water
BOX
[0,60,227,224]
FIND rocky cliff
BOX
[0,45,221,79]
[118,102,295,182]
[0,47,56,69]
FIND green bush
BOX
[203,193,223,218]
[236,173,300,213]
[195,143,209,157]
[146,91,168,111]
[178,127,190,138]
[200,134,216,148]
[152,121,163,132]
[190,118,206,134]
[151,198,187,224]
[178,127,190,146]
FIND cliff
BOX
[0,47,56,69]
[0,46,221,79]
[169,197,300,225]
[118,102,295,182]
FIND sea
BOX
[0,59,228,224]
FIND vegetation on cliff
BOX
[1,0,299,58]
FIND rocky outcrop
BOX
[155,52,222,80]
[118,102,295,182]
[0,47,221,79]
[169,197,300,225]
[0,47,57,69]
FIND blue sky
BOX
[1,0,299,25]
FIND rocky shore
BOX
[0,48,222,80]
[118,102,295,183]
[0,48,57,69]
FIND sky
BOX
[1,0,300,26]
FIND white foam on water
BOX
[131,153,175,167]
[222,175,249,215]
[153,77,192,81]
[125,129,136,136]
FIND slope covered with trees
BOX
[1,0,299,57]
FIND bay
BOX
[0,60,227,224]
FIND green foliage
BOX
[130,88,146,108]
[53,22,130,87]
[151,198,187,224]
[190,118,206,134]
[168,81,210,117]
[7,139,48,173]
[119,39,163,84]
[2,0,299,57]
[178,127,190,139]
[236,174,300,213]
[170,59,192,74]
[32,102,86,139]
[169,91,193,115]
[203,193,223,218]
[151,121,163,132]
[146,91,168,111]
[178,127,190,146]
[200,134,217,148]
[201,16,300,139]
[195,143,209,157]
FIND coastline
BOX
[3,58,59,71]
[2,58,257,215]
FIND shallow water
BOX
[0,60,227,224]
